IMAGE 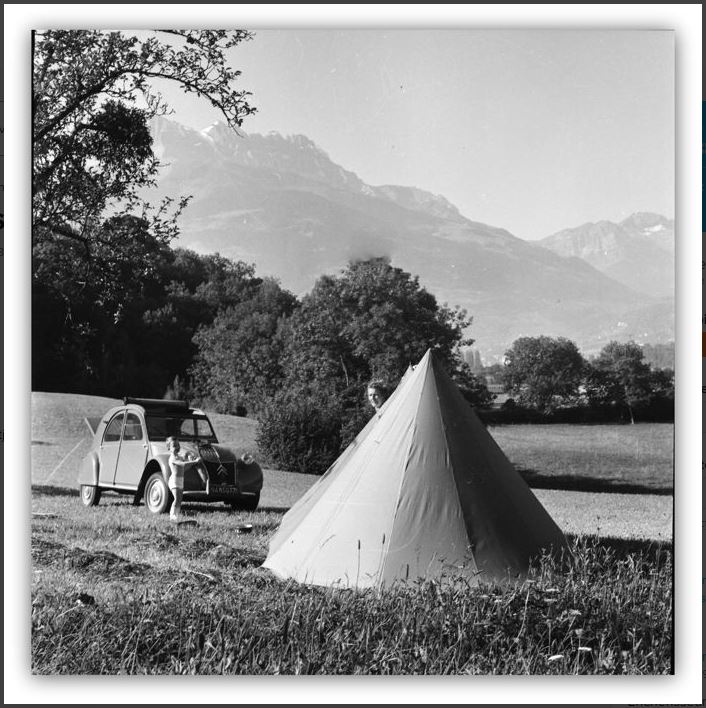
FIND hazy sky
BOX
[154,29,673,240]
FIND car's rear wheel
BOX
[228,493,260,512]
[144,472,171,514]
[80,485,101,507]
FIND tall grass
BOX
[31,536,671,675]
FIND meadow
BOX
[31,489,672,675]
[29,392,674,674]
[490,423,673,495]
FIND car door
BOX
[99,412,124,485]
[113,412,148,487]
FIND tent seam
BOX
[378,361,430,587]
[432,365,479,576]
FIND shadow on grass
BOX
[256,505,290,514]
[565,533,672,564]
[170,502,291,516]
[32,484,79,498]
[519,469,673,496]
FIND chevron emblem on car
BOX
[216,464,228,478]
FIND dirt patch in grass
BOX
[65,548,151,578]
[32,536,151,578]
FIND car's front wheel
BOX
[80,485,101,507]
[144,472,171,514]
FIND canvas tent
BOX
[262,350,566,589]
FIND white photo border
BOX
[5,4,701,704]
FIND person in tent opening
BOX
[166,436,204,521]
[367,380,389,416]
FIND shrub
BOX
[256,396,343,475]
[479,400,674,426]
[338,401,374,451]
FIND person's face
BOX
[367,387,384,410]
[168,439,180,453]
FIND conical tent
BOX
[262,350,566,589]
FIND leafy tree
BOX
[32,215,172,393]
[138,250,262,386]
[32,244,265,397]
[32,30,256,394]
[191,279,298,414]
[502,336,585,413]
[255,258,490,474]
[584,341,655,423]
[647,366,674,401]
[34,214,170,322]
[279,257,475,400]
[33,29,255,248]
[115,250,264,398]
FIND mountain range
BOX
[148,118,673,361]
[537,213,674,298]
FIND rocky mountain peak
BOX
[620,212,673,232]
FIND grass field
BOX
[29,392,674,675]
[31,393,674,496]
[491,424,673,495]
[31,488,672,675]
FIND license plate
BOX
[210,484,238,495]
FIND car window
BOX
[123,413,144,441]
[178,418,195,438]
[145,414,217,442]
[195,418,213,439]
[103,413,124,443]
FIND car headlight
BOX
[240,453,255,465]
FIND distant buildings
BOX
[463,347,483,372]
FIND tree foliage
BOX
[256,397,344,476]
[502,336,585,413]
[191,279,299,415]
[32,29,257,396]
[253,258,490,474]
[33,29,256,247]
[279,257,475,400]
[32,246,263,397]
[584,341,661,424]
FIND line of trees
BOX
[34,247,491,474]
[494,336,674,424]
[193,257,490,473]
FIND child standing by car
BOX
[166,436,203,521]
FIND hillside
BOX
[30,393,260,491]
[147,118,673,359]
[537,213,674,298]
